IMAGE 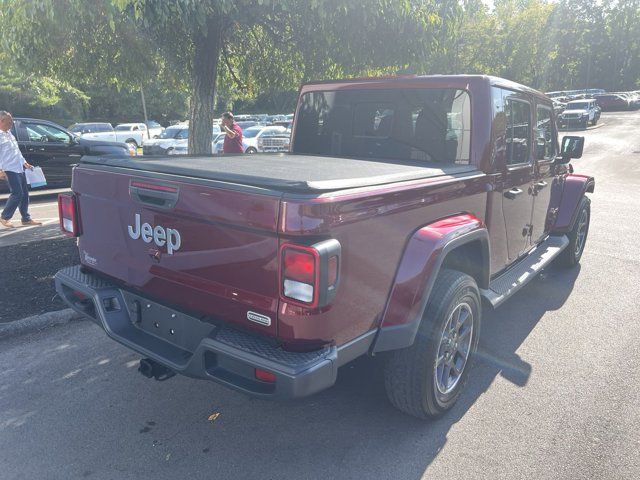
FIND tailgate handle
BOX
[130,182,179,210]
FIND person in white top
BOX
[0,111,42,228]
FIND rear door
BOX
[498,89,536,261]
[17,120,83,189]
[530,102,557,244]
[73,166,282,338]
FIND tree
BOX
[3,0,445,153]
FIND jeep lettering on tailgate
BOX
[127,213,181,254]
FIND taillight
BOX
[282,246,318,304]
[58,193,80,237]
[280,239,341,308]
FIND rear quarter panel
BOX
[278,173,488,347]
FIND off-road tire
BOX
[384,269,481,419]
[558,196,590,268]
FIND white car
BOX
[214,126,288,154]
[142,124,189,155]
[113,123,149,149]
[167,133,226,155]
[145,121,165,139]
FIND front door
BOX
[530,103,557,244]
[16,120,83,189]
[500,91,536,261]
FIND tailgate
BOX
[73,164,282,337]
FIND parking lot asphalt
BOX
[0,111,639,479]
[0,199,78,322]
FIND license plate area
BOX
[122,291,216,353]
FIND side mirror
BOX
[558,135,584,163]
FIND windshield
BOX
[243,127,262,138]
[294,88,471,164]
[160,127,187,139]
[567,102,589,110]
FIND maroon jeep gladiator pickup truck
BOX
[55,75,594,419]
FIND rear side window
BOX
[505,98,531,165]
[535,105,555,160]
[294,88,471,164]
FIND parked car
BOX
[213,126,288,154]
[167,133,226,155]
[113,123,149,149]
[56,74,593,419]
[557,99,600,128]
[236,121,259,130]
[552,100,567,115]
[594,94,631,111]
[68,122,115,139]
[145,120,165,139]
[143,125,221,155]
[142,125,188,155]
[257,130,291,153]
[0,117,134,194]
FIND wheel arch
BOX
[551,174,594,234]
[371,214,490,353]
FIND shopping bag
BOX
[25,167,47,188]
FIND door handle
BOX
[504,187,523,200]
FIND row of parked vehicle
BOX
[69,114,295,155]
[547,89,640,130]
[69,121,165,150]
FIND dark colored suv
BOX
[1,118,133,194]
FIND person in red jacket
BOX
[221,112,244,154]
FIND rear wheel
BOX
[126,139,138,150]
[558,196,590,268]
[384,269,481,419]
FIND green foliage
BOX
[1,0,639,137]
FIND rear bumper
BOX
[55,265,373,399]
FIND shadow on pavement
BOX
[0,263,580,479]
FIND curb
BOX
[0,308,86,340]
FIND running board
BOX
[480,235,569,308]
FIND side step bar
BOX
[480,235,569,308]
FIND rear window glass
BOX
[293,88,471,164]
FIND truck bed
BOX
[80,153,478,193]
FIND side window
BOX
[505,98,531,165]
[535,105,555,160]
[24,122,71,144]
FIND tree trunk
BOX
[188,16,223,155]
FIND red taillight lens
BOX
[58,193,79,237]
[281,245,318,305]
[283,249,316,284]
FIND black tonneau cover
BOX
[81,153,478,193]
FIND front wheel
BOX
[126,139,138,150]
[245,147,257,154]
[558,196,590,268]
[384,269,481,419]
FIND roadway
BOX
[0,111,639,479]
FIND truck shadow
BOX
[274,263,581,478]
